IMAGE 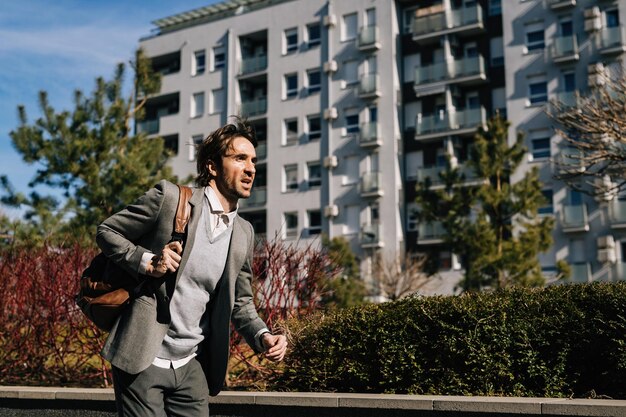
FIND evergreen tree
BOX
[415,115,554,291]
[1,49,178,243]
[321,235,367,309]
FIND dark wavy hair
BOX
[195,116,257,187]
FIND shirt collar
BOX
[205,186,238,220]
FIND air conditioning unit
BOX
[588,73,605,88]
[323,14,337,27]
[594,175,617,202]
[323,155,338,169]
[324,204,339,218]
[584,17,601,32]
[597,235,616,249]
[598,248,617,264]
[323,60,338,73]
[588,62,605,74]
[323,107,338,120]
[583,6,600,18]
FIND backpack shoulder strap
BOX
[172,185,193,242]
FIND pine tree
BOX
[1,49,178,243]
[415,115,554,290]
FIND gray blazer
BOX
[96,180,267,396]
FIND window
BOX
[211,88,224,114]
[343,205,360,235]
[606,9,620,28]
[307,23,321,47]
[528,78,547,105]
[403,6,418,34]
[407,203,419,231]
[307,114,321,140]
[307,162,322,188]
[284,118,298,146]
[284,73,298,99]
[405,151,420,180]
[531,137,551,160]
[284,28,298,54]
[563,71,576,92]
[343,60,359,85]
[308,210,322,235]
[489,0,501,15]
[490,37,504,67]
[307,69,321,94]
[284,212,298,239]
[345,110,359,134]
[191,92,204,118]
[525,22,545,52]
[163,134,179,155]
[193,50,205,75]
[538,189,553,215]
[342,155,359,185]
[212,46,225,70]
[189,134,204,161]
[560,17,573,37]
[342,12,358,41]
[284,164,298,192]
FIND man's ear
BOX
[207,160,218,177]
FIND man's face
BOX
[210,136,256,206]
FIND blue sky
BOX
[0,0,218,218]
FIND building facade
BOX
[138,0,626,293]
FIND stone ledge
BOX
[2,387,626,416]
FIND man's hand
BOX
[145,241,183,277]
[261,333,287,362]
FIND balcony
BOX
[256,141,267,161]
[417,221,446,244]
[239,186,267,210]
[548,0,576,9]
[553,149,585,175]
[414,56,487,97]
[614,262,626,281]
[417,166,446,187]
[357,25,380,51]
[600,26,626,55]
[550,35,579,63]
[360,172,383,198]
[360,223,383,248]
[240,97,267,117]
[561,204,589,233]
[415,107,487,140]
[358,122,381,148]
[358,73,380,99]
[552,91,578,107]
[136,119,159,135]
[569,262,591,283]
[238,55,268,76]
[412,4,485,44]
[609,199,626,229]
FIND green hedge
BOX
[273,282,626,398]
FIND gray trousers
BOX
[112,358,209,417]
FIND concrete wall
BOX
[2,387,626,417]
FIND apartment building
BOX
[138,0,626,293]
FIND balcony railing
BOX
[239,55,267,75]
[553,91,578,107]
[357,25,379,50]
[136,119,159,135]
[609,199,626,227]
[239,186,267,209]
[415,107,486,138]
[614,262,626,281]
[360,172,383,197]
[360,223,383,247]
[554,149,585,175]
[418,221,446,243]
[358,73,380,98]
[415,55,486,86]
[569,262,591,283]
[547,0,576,9]
[358,122,381,147]
[561,204,589,233]
[417,166,446,186]
[412,4,484,41]
[600,26,626,53]
[240,97,267,117]
[550,35,579,62]
[256,141,267,160]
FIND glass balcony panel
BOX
[240,97,267,117]
[137,119,159,134]
[615,262,626,281]
[450,5,483,28]
[552,35,577,57]
[361,223,382,245]
[418,221,446,241]
[601,26,626,49]
[569,262,591,283]
[562,204,587,229]
[256,142,267,160]
[239,186,267,209]
[415,62,448,84]
[240,55,267,75]
[417,166,445,185]
[358,25,378,48]
[458,107,486,129]
[610,200,626,224]
[359,122,380,146]
[360,172,382,194]
[359,73,380,96]
[413,12,446,36]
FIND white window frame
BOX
[284,27,298,54]
[307,162,322,188]
[284,212,298,239]
[283,164,299,192]
[284,73,298,99]
[307,210,322,236]
[283,118,298,146]
[307,114,321,141]
[192,50,206,76]
[528,75,548,106]
[525,21,545,53]
[307,23,321,47]
[212,46,225,71]
[341,12,358,41]
[191,92,205,118]
[211,88,224,115]
[307,68,321,94]
[189,134,204,162]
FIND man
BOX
[96,117,287,417]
